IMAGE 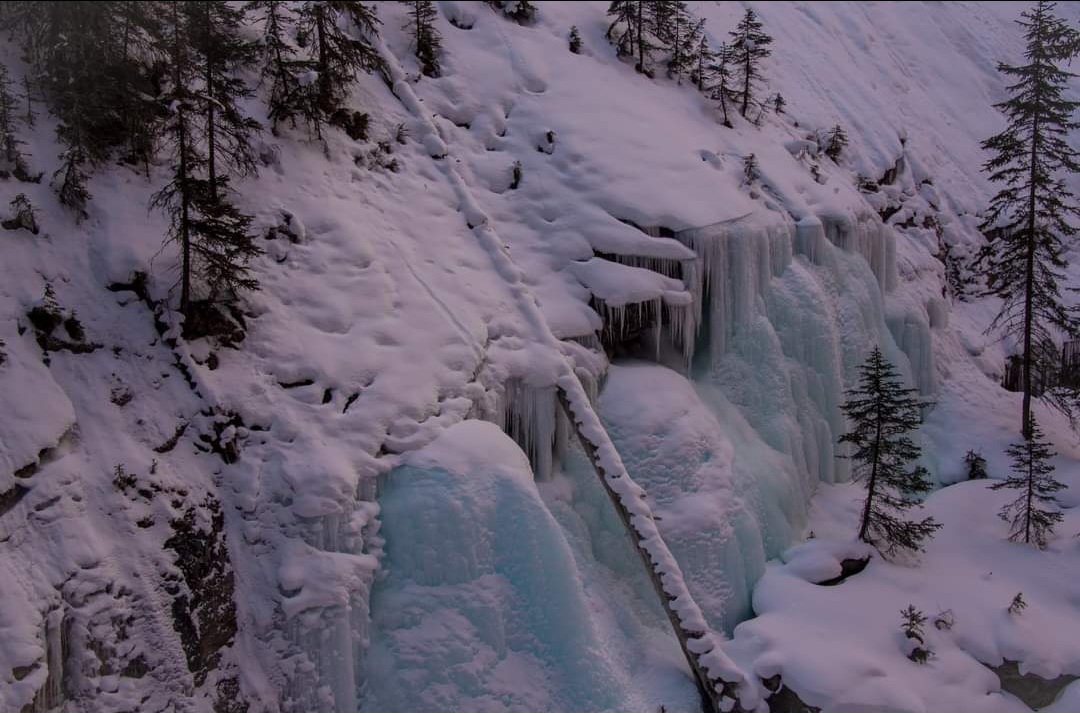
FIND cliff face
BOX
[1,2,1078,712]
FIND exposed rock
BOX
[990,659,1079,710]
[815,557,870,586]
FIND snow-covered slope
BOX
[1,2,1078,712]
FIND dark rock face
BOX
[761,676,821,713]
[990,659,1079,710]
[165,499,246,713]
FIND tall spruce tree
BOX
[153,1,261,319]
[187,1,261,198]
[992,414,1064,548]
[295,1,384,117]
[249,1,323,136]
[729,8,773,119]
[709,41,737,128]
[402,1,442,78]
[665,6,702,84]
[840,347,941,557]
[692,35,716,93]
[974,1,1080,437]
[607,1,659,76]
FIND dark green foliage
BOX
[708,41,737,127]
[992,415,1064,547]
[900,605,931,664]
[607,1,659,75]
[569,25,582,54]
[691,35,715,93]
[975,1,1080,433]
[249,1,318,135]
[660,3,701,84]
[153,1,262,317]
[824,124,848,161]
[501,1,536,24]
[1008,592,1027,615]
[510,159,522,189]
[403,0,442,78]
[964,449,988,479]
[773,92,786,114]
[840,347,940,557]
[729,8,773,119]
[295,1,385,119]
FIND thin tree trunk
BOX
[1024,442,1034,543]
[858,395,884,542]
[742,51,750,117]
[204,4,217,202]
[316,4,330,112]
[172,2,191,316]
[636,0,644,73]
[1022,111,1039,440]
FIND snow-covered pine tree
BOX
[729,8,773,119]
[840,347,941,557]
[111,0,163,173]
[742,153,758,183]
[975,0,1080,436]
[569,25,583,54]
[773,92,786,114]
[607,1,659,76]
[500,1,536,25]
[824,124,848,161]
[403,1,443,78]
[295,1,385,118]
[708,41,737,128]
[991,414,1064,548]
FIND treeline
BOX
[606,1,777,127]
[0,1,386,324]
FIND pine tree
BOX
[295,1,385,118]
[709,41,737,128]
[1008,592,1027,615]
[840,347,941,557]
[250,1,303,133]
[992,414,1064,548]
[900,606,931,664]
[964,449,988,479]
[691,35,716,93]
[729,8,773,119]
[607,1,659,76]
[111,0,164,172]
[187,0,261,197]
[501,1,536,24]
[824,124,848,161]
[153,1,261,319]
[569,25,583,54]
[773,92,786,114]
[665,7,702,84]
[0,64,23,167]
[975,1,1080,435]
[403,1,442,78]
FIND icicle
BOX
[499,379,560,481]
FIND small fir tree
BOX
[992,414,1064,548]
[840,347,941,557]
[773,92,786,114]
[964,449,988,479]
[824,124,848,161]
[501,1,536,24]
[900,605,931,664]
[403,1,443,78]
[729,8,773,119]
[569,25,582,54]
[742,153,758,183]
[5,192,38,234]
[662,4,701,84]
[975,1,1080,434]
[1008,592,1027,615]
[249,1,312,134]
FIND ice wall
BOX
[590,210,936,635]
[362,421,643,712]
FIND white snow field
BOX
[1,1,1079,712]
